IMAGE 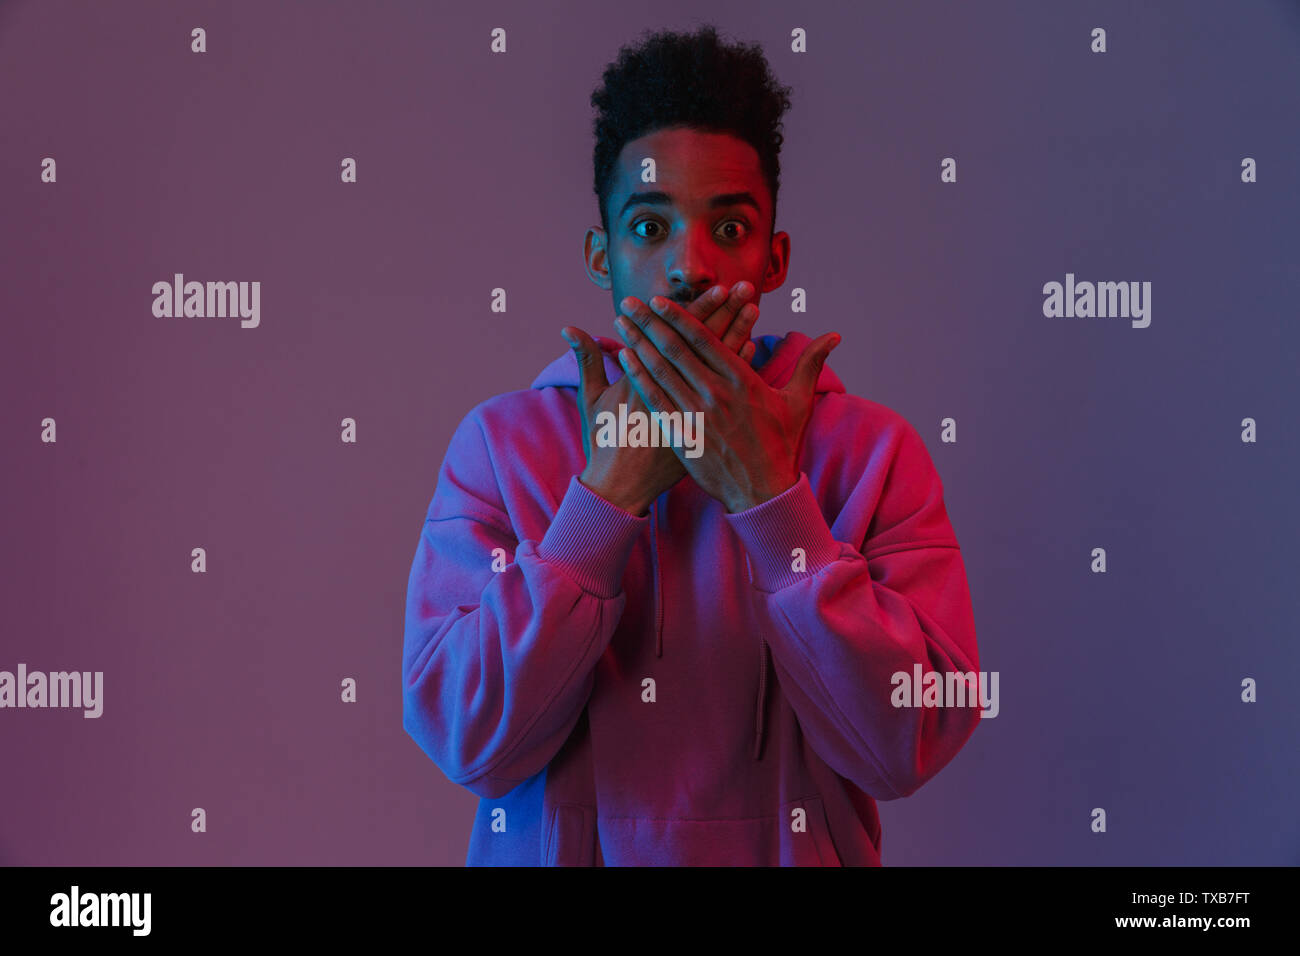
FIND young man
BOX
[403,24,980,865]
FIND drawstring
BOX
[650,499,663,658]
[650,493,766,759]
[753,638,769,760]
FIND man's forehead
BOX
[611,128,766,213]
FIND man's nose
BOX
[666,226,716,301]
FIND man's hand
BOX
[561,283,760,516]
[613,294,840,513]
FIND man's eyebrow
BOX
[617,190,762,219]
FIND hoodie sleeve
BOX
[402,408,648,799]
[723,417,980,801]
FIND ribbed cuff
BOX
[724,473,842,592]
[536,475,649,598]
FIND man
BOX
[403,24,980,865]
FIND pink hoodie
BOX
[403,331,980,865]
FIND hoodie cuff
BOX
[724,473,843,593]
[536,475,649,598]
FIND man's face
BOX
[585,124,790,323]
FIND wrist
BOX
[726,471,800,514]
[578,471,651,517]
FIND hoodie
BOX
[402,331,980,865]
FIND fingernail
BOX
[650,296,666,312]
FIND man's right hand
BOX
[562,282,759,516]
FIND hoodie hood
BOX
[531,331,845,761]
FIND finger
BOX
[617,297,710,402]
[649,293,753,384]
[695,281,755,351]
[687,284,730,327]
[561,326,609,411]
[619,294,737,393]
[783,332,841,396]
[720,301,758,357]
[739,339,756,364]
[617,346,682,419]
[614,310,699,410]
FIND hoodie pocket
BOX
[779,795,842,867]
[543,803,596,866]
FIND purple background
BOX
[2,0,1297,866]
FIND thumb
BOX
[561,326,609,410]
[784,332,841,397]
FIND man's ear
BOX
[761,230,791,294]
[584,227,612,291]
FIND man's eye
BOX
[633,219,663,239]
[716,219,749,241]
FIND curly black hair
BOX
[590,24,793,237]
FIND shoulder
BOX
[812,392,932,470]
[428,386,579,525]
[450,386,576,450]
[808,392,955,547]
